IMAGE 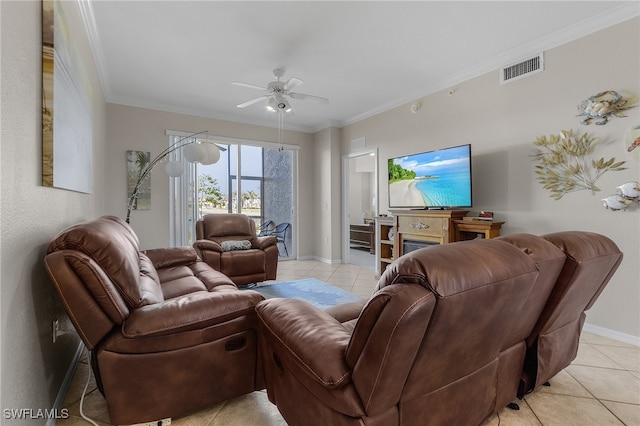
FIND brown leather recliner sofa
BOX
[255,231,622,426]
[193,213,279,286]
[44,216,265,425]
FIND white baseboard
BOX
[583,323,640,347]
[293,255,313,261]
[47,342,85,426]
[312,256,343,264]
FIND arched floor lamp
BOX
[126,131,221,223]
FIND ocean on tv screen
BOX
[389,145,471,208]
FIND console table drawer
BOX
[398,216,446,237]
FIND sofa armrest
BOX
[252,236,277,249]
[324,300,367,324]
[143,247,198,269]
[256,298,352,389]
[193,239,222,253]
[122,290,263,337]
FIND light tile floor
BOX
[57,258,640,426]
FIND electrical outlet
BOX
[52,319,59,344]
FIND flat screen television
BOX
[388,144,472,209]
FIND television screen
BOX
[388,144,472,209]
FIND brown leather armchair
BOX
[44,216,265,425]
[193,213,279,286]
[255,232,621,426]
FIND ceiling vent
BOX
[500,53,544,85]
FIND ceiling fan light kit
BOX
[233,68,328,113]
[267,96,292,113]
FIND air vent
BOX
[500,53,544,84]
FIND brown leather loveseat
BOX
[193,213,279,286]
[44,216,265,425]
[255,231,622,426]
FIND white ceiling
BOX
[84,1,638,133]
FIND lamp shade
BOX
[199,143,220,165]
[183,142,220,165]
[182,143,203,163]
[164,160,184,177]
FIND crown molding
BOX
[77,0,112,99]
[108,96,314,134]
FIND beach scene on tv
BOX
[388,145,472,208]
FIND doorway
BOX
[342,149,378,269]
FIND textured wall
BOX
[1,0,107,418]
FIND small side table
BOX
[453,220,505,241]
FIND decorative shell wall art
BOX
[617,181,640,199]
[532,129,626,200]
[577,90,634,125]
[602,181,640,211]
[601,194,633,211]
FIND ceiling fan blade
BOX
[232,82,268,91]
[236,95,269,108]
[284,77,304,91]
[288,92,329,104]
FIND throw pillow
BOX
[220,240,252,252]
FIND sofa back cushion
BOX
[398,240,539,391]
[530,231,623,386]
[47,215,163,308]
[197,214,255,241]
[45,250,128,349]
[496,233,567,346]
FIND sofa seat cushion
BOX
[101,307,261,354]
[120,289,264,339]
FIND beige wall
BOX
[341,17,640,340]
[312,127,343,262]
[1,0,107,416]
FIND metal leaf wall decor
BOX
[532,129,626,200]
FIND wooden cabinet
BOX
[350,223,375,253]
[375,210,504,277]
[391,209,468,259]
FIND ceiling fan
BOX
[233,68,329,112]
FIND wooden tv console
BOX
[375,210,504,276]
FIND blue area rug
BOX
[249,278,363,309]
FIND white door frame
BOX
[342,148,378,265]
